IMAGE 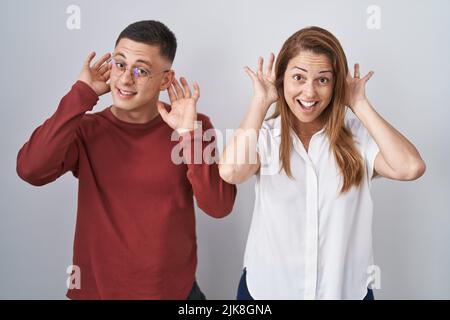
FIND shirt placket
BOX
[304,159,318,299]
[293,137,319,300]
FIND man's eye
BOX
[136,68,148,77]
[115,62,125,69]
[293,75,304,81]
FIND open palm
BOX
[157,77,199,132]
[245,53,278,105]
[78,52,112,96]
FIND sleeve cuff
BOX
[72,80,99,106]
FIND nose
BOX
[118,69,135,87]
[302,81,316,99]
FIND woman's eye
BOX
[293,75,303,81]
[319,78,329,84]
[115,62,125,69]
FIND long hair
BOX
[269,26,364,194]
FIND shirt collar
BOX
[272,116,282,137]
[272,115,326,138]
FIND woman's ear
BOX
[160,70,175,91]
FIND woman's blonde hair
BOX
[270,26,364,194]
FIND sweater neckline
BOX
[104,106,165,130]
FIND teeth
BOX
[119,89,135,96]
[299,100,317,107]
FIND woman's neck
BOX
[294,117,325,138]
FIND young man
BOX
[16,20,236,299]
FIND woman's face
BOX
[283,51,335,125]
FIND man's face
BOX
[110,38,174,112]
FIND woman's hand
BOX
[157,77,199,133]
[345,63,426,181]
[244,53,278,108]
[77,52,112,96]
[346,63,374,112]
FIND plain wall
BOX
[1,0,449,299]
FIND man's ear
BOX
[160,70,175,91]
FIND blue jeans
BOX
[237,269,374,300]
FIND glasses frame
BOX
[109,58,170,86]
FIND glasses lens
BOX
[110,59,159,86]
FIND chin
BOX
[290,105,322,124]
[294,114,318,123]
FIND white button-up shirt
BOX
[243,112,380,300]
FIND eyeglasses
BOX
[109,58,169,85]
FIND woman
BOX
[219,26,426,300]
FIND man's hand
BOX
[157,77,199,133]
[78,52,112,96]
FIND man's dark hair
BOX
[115,20,177,62]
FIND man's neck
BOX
[110,104,159,124]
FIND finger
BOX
[98,63,109,75]
[104,58,113,70]
[244,66,257,81]
[94,53,112,70]
[347,71,353,82]
[180,77,192,98]
[103,70,111,82]
[362,71,374,82]
[84,52,96,68]
[257,57,263,77]
[93,53,112,70]
[266,53,275,76]
[172,78,185,98]
[167,84,178,103]
[192,82,200,101]
[354,63,360,78]
[157,101,169,123]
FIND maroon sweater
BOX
[16,81,236,299]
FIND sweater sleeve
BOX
[179,115,237,218]
[16,81,99,186]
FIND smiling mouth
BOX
[116,87,137,97]
[297,99,319,111]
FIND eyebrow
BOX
[292,66,333,74]
[113,52,153,67]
